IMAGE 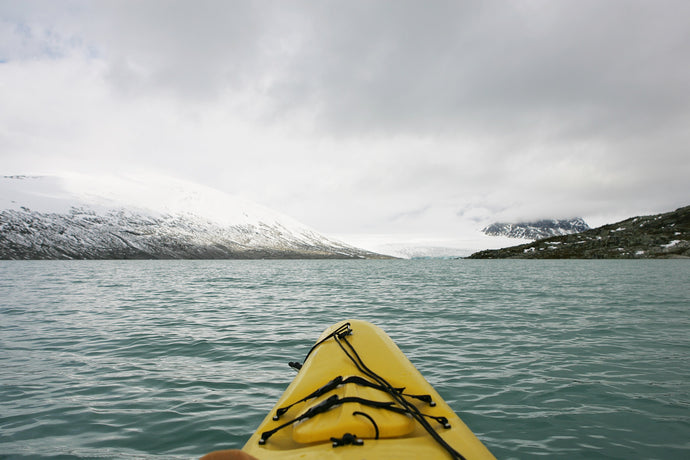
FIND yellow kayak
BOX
[202,319,495,460]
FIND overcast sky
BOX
[2,0,689,243]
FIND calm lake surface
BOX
[1,259,689,459]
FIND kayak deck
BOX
[232,320,495,459]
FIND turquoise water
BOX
[1,260,689,459]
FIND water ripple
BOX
[1,260,689,459]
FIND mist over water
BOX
[1,260,689,459]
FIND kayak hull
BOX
[239,319,495,459]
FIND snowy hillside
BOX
[0,174,386,259]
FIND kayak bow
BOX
[203,319,495,460]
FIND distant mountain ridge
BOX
[0,175,388,260]
[469,206,690,259]
[482,218,590,240]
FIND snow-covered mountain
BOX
[482,218,590,240]
[0,174,386,259]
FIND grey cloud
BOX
[7,1,690,137]
[267,0,690,141]
[90,1,276,100]
[0,0,290,100]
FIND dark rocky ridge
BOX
[482,218,590,240]
[468,205,690,259]
[0,207,389,260]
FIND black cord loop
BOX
[352,411,379,439]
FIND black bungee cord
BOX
[288,322,352,371]
[264,322,468,460]
[332,329,467,460]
